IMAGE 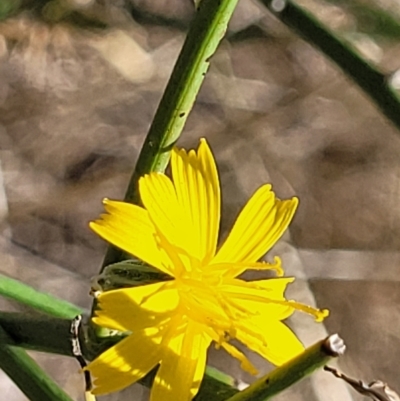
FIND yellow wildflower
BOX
[86,138,328,401]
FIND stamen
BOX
[221,294,259,318]
[214,292,245,321]
[220,287,328,322]
[220,342,258,375]
[221,288,279,304]
[207,256,284,277]
[177,279,248,340]
[286,301,330,322]
[179,290,232,331]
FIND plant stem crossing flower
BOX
[86,138,328,401]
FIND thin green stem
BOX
[0,312,77,356]
[225,335,345,401]
[125,0,239,197]
[101,0,240,268]
[0,274,84,319]
[260,0,400,131]
[0,325,75,401]
[324,0,400,39]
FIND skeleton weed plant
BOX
[10,0,400,399]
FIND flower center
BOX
[175,270,253,343]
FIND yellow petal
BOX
[90,199,172,276]
[236,320,304,366]
[94,282,179,332]
[138,173,181,251]
[87,331,161,395]
[151,319,212,401]
[219,278,306,366]
[140,138,220,264]
[212,185,298,267]
[232,279,329,322]
[172,139,221,264]
[220,277,296,320]
[229,278,329,322]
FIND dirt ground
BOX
[0,0,400,400]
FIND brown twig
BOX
[324,366,400,401]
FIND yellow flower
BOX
[86,138,328,401]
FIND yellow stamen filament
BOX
[221,287,326,321]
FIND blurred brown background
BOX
[1,0,400,400]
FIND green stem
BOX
[126,0,239,197]
[260,0,400,131]
[0,312,76,356]
[129,4,189,32]
[0,274,84,319]
[225,334,345,401]
[102,0,240,268]
[0,325,75,401]
[324,0,400,39]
